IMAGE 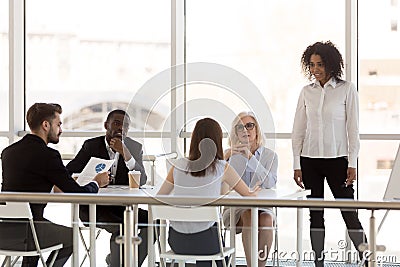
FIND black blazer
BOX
[66,136,147,186]
[1,134,98,220]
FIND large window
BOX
[0,0,9,131]
[358,0,400,261]
[359,0,400,134]
[184,6,348,251]
[186,0,345,134]
[25,0,171,137]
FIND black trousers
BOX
[0,219,73,267]
[80,205,149,267]
[301,157,367,266]
[168,224,224,267]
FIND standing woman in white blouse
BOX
[292,41,367,267]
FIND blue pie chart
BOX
[95,163,106,173]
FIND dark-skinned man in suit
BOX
[66,109,149,267]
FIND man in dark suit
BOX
[0,103,109,267]
[66,109,149,267]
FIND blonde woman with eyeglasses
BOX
[222,111,278,267]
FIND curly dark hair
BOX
[301,41,344,81]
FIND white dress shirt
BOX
[104,137,136,177]
[292,78,360,170]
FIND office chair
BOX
[151,205,235,267]
[0,202,63,267]
[78,225,103,267]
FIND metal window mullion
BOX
[346,0,360,200]
[171,0,185,155]
[171,0,177,153]
[9,0,25,144]
[345,0,358,84]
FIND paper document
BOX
[76,157,114,185]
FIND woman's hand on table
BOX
[293,169,304,189]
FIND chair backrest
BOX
[0,202,32,219]
[0,201,55,267]
[151,205,220,222]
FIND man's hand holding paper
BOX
[76,157,114,186]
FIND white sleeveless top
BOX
[170,158,226,234]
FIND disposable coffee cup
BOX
[128,171,141,189]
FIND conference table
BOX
[75,186,311,267]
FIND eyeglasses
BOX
[235,122,256,132]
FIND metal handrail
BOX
[0,191,399,210]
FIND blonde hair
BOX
[228,111,265,148]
